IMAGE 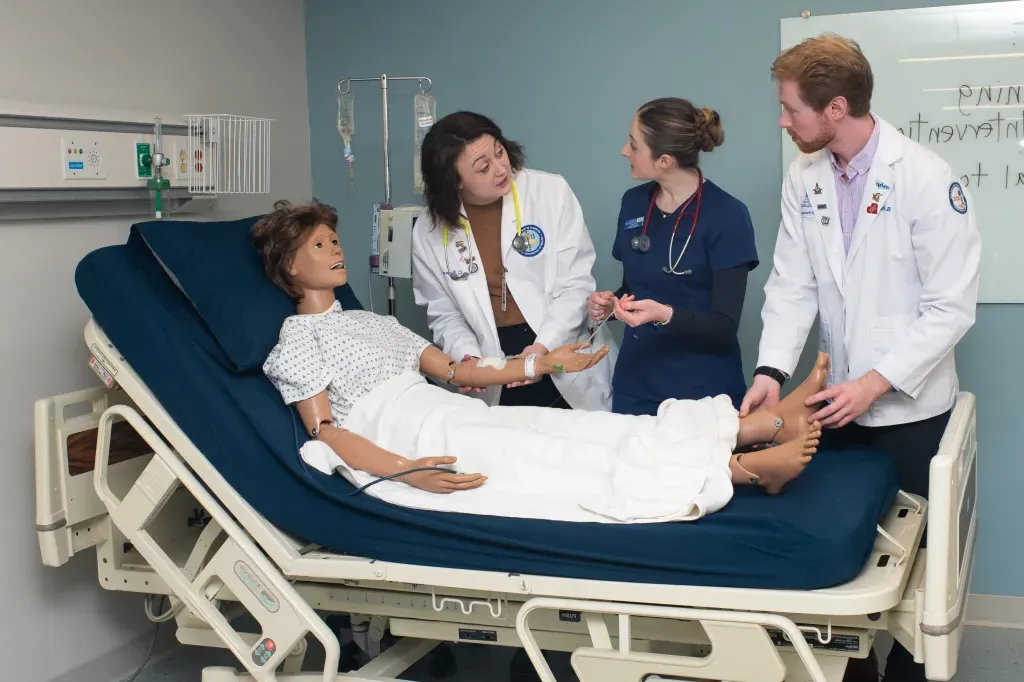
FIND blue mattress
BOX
[74,231,899,591]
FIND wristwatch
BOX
[753,365,790,386]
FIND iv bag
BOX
[338,91,355,186]
[413,92,436,194]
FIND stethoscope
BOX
[630,169,704,276]
[443,179,527,280]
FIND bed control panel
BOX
[458,628,497,643]
[765,627,863,654]
[251,637,276,666]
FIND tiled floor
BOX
[132,625,1023,681]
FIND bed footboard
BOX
[918,391,978,680]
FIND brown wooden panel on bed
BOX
[66,421,153,476]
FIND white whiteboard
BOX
[781,1,1024,303]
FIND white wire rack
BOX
[184,114,272,195]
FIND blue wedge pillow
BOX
[133,215,363,373]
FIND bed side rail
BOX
[921,391,978,681]
[93,403,340,682]
[34,385,153,567]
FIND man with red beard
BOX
[739,33,981,682]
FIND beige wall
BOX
[0,1,311,679]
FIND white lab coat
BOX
[411,167,617,411]
[758,116,981,427]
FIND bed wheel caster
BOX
[426,642,458,678]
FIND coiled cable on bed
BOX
[145,593,183,622]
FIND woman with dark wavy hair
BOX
[411,111,616,412]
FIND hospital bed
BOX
[34,215,978,682]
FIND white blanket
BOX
[300,372,737,524]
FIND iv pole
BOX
[337,74,434,317]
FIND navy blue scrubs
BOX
[611,179,758,416]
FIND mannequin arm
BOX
[294,390,486,492]
[419,343,608,388]
[295,391,410,477]
[419,345,542,387]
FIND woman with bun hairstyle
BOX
[589,98,759,416]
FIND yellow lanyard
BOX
[442,180,523,312]
[442,179,522,248]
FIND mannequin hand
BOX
[506,343,548,388]
[739,375,782,417]
[403,456,487,493]
[457,355,487,393]
[540,341,609,375]
[806,371,892,428]
[588,291,616,322]
[613,294,672,327]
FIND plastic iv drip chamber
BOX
[413,92,436,194]
[338,91,356,187]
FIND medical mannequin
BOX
[254,200,828,502]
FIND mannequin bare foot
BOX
[767,352,829,443]
[736,353,830,447]
[731,423,822,495]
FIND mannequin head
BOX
[251,199,346,306]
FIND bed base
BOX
[32,318,979,682]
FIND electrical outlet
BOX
[172,141,189,181]
[62,136,106,180]
[172,139,211,188]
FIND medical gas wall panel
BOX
[0,126,192,190]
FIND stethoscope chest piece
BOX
[631,234,651,253]
[511,234,527,253]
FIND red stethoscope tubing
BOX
[639,169,704,272]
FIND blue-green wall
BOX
[305,0,1020,596]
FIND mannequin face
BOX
[288,224,347,295]
[456,134,513,206]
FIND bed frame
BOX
[33,317,979,682]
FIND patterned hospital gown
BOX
[263,300,433,425]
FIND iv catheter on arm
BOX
[418,343,608,388]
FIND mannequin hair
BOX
[251,199,338,301]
